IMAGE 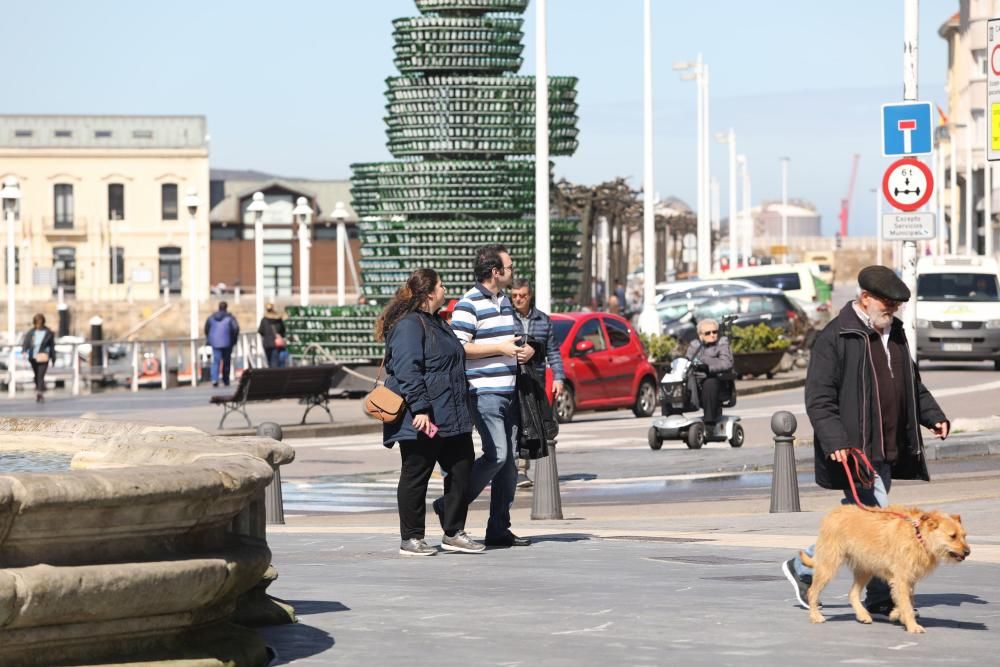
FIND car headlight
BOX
[915,319,930,329]
[986,319,1000,329]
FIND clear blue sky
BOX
[2,1,954,236]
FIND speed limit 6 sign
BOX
[882,157,933,212]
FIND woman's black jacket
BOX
[382,310,473,446]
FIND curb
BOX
[217,420,382,439]
[736,376,806,397]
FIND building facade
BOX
[0,114,211,303]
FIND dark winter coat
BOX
[516,339,559,460]
[257,316,286,348]
[805,302,948,490]
[204,310,240,348]
[686,337,734,373]
[21,327,56,364]
[382,310,474,447]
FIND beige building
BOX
[938,2,998,256]
[0,114,211,304]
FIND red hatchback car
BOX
[546,313,659,423]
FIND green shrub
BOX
[639,333,680,363]
[730,323,791,354]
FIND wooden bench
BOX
[210,364,341,429]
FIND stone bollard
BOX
[769,411,801,513]
[531,444,563,520]
[256,422,285,525]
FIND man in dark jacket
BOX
[204,301,240,387]
[782,266,949,617]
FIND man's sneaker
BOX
[516,473,533,489]
[441,531,485,554]
[782,558,812,609]
[865,599,919,618]
[431,497,445,530]
[399,538,437,556]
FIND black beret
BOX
[858,265,910,302]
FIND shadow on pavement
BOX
[914,592,989,609]
[284,600,351,615]
[259,617,337,664]
[525,533,593,544]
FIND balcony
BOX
[42,216,88,238]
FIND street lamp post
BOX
[637,0,659,334]
[675,55,711,277]
[534,0,552,313]
[780,157,790,263]
[185,188,200,388]
[738,155,752,263]
[332,201,349,307]
[715,129,738,268]
[248,192,268,327]
[293,197,313,307]
[2,176,21,399]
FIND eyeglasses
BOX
[500,264,514,272]
[511,293,530,300]
[701,330,719,335]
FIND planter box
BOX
[733,350,785,379]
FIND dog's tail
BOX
[799,551,815,568]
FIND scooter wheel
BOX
[648,426,663,450]
[686,423,705,449]
[729,423,745,448]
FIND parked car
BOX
[654,278,759,304]
[915,255,1000,369]
[657,288,815,349]
[547,312,659,423]
[713,262,832,327]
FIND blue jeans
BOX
[211,346,233,385]
[467,392,520,539]
[794,461,893,605]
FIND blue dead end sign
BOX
[882,101,933,156]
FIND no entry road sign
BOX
[882,157,933,212]
[882,101,933,156]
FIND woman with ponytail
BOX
[376,268,483,556]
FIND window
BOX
[108,183,125,220]
[4,248,19,285]
[54,130,72,138]
[973,49,987,80]
[745,272,801,291]
[53,247,76,295]
[573,318,607,352]
[14,129,32,138]
[95,130,112,138]
[158,246,182,294]
[109,246,125,285]
[161,184,178,220]
[210,224,240,240]
[132,129,153,139]
[54,183,74,228]
[604,317,632,348]
[917,273,1000,302]
[551,320,572,347]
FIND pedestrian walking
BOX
[21,313,56,403]
[446,244,535,548]
[376,268,483,556]
[781,266,950,617]
[204,301,240,387]
[257,303,287,368]
[509,278,565,488]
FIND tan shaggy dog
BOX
[800,504,970,633]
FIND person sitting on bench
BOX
[685,318,734,429]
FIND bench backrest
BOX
[238,364,340,402]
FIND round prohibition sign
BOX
[992,43,1000,76]
[882,157,933,212]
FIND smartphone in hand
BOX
[424,421,439,438]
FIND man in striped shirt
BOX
[448,244,535,547]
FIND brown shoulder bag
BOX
[363,358,405,423]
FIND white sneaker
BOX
[441,530,486,553]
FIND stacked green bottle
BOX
[286,0,581,363]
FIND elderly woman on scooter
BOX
[685,318,734,430]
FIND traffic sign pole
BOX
[900,0,919,361]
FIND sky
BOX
[1,0,955,237]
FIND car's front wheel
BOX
[555,384,575,423]
[632,378,657,417]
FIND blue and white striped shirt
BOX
[451,283,518,395]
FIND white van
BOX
[915,255,1000,369]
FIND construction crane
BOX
[838,153,861,238]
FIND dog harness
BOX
[840,448,927,548]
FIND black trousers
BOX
[700,377,722,423]
[397,432,474,541]
[29,359,48,393]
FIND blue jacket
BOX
[205,310,239,348]
[382,310,473,447]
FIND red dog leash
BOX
[840,448,927,547]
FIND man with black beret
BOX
[782,265,949,618]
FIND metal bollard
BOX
[257,422,286,525]
[531,444,563,520]
[769,410,801,513]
